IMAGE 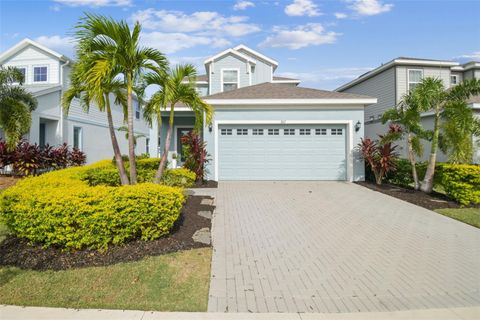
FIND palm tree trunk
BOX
[126,73,137,184]
[420,108,440,193]
[407,133,419,190]
[105,95,129,185]
[154,104,175,183]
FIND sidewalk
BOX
[1,305,479,320]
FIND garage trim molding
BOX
[214,120,354,182]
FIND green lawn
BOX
[0,247,211,311]
[434,208,480,228]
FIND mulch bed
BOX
[0,195,214,271]
[191,180,218,188]
[355,181,478,211]
[0,175,21,190]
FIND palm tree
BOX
[413,78,480,193]
[0,66,37,150]
[74,13,167,184]
[63,59,130,185]
[143,64,213,183]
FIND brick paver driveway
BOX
[208,181,480,313]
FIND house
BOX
[149,45,377,181]
[336,57,480,163]
[0,38,150,163]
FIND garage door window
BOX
[253,129,264,135]
[299,129,311,135]
[268,129,279,135]
[284,129,295,135]
[237,129,248,135]
[331,128,343,135]
[316,128,327,135]
[221,128,232,135]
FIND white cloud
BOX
[260,24,339,50]
[35,35,76,56]
[130,9,260,37]
[140,32,230,54]
[458,52,480,60]
[348,0,393,16]
[53,0,131,6]
[335,12,348,19]
[233,1,255,11]
[285,0,321,17]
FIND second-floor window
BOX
[408,69,423,91]
[135,103,140,119]
[222,69,238,92]
[450,75,458,86]
[34,66,48,82]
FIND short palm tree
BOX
[74,13,167,184]
[0,66,37,150]
[143,64,213,183]
[63,58,130,185]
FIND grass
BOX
[0,247,212,311]
[434,208,480,228]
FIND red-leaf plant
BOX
[180,131,210,182]
[358,138,398,185]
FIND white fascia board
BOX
[204,98,377,105]
[462,62,480,71]
[0,38,70,64]
[233,44,279,67]
[204,48,256,65]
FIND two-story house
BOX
[150,45,377,182]
[0,39,150,163]
[336,57,480,163]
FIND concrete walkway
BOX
[208,182,480,313]
[1,305,479,319]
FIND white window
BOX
[299,129,311,135]
[284,129,295,135]
[222,69,238,92]
[221,128,232,135]
[450,75,458,86]
[268,128,279,135]
[146,138,150,154]
[237,128,248,135]
[73,126,83,150]
[33,66,48,82]
[253,129,263,135]
[315,128,327,135]
[408,69,423,91]
[331,128,343,136]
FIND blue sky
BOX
[1,0,479,90]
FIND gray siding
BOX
[236,48,273,84]
[209,55,250,94]
[397,66,451,100]
[342,67,395,122]
[463,70,474,80]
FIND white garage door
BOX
[218,124,347,180]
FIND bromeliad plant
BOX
[181,131,210,182]
[358,135,398,185]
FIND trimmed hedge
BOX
[0,162,185,250]
[441,164,480,206]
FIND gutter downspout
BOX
[59,59,70,144]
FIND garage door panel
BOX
[218,124,347,180]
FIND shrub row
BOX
[0,161,186,250]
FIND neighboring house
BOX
[150,45,377,181]
[336,57,480,163]
[0,39,150,163]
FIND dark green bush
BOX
[384,159,444,188]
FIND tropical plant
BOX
[181,131,210,182]
[0,66,37,150]
[358,137,398,185]
[412,78,480,193]
[118,125,146,149]
[74,13,167,184]
[143,64,213,183]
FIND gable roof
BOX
[204,48,256,65]
[234,44,278,68]
[0,38,72,64]
[204,82,376,105]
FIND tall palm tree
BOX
[63,59,130,185]
[143,64,213,183]
[0,66,37,150]
[74,13,167,184]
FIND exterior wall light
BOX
[355,121,362,132]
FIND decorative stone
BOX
[198,210,212,219]
[192,228,211,245]
[201,198,214,206]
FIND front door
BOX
[176,127,193,162]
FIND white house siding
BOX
[3,46,60,85]
[342,67,395,122]
[209,55,250,94]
